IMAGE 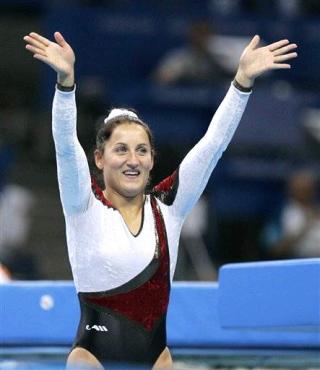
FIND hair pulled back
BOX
[95,108,155,156]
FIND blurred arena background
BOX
[2,0,320,281]
[0,0,320,279]
[1,1,320,369]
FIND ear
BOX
[94,149,104,170]
[150,155,154,171]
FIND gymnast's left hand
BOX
[235,35,298,88]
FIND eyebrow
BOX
[114,142,149,146]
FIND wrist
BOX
[56,82,75,92]
[234,70,254,89]
[57,70,75,87]
[233,78,252,93]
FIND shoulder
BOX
[151,169,180,206]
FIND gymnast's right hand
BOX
[23,32,75,87]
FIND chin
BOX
[122,192,144,200]
[116,177,148,199]
[120,186,145,199]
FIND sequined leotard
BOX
[52,83,251,366]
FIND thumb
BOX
[54,31,67,47]
[247,34,260,50]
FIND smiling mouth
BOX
[122,170,141,178]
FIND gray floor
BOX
[1,347,320,369]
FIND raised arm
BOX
[24,32,92,215]
[172,36,298,218]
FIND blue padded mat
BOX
[219,258,320,330]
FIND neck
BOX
[103,189,145,213]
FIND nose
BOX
[126,151,139,167]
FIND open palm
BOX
[24,32,75,83]
[236,35,297,86]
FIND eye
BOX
[114,144,127,153]
[137,146,148,155]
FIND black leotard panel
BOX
[72,196,170,367]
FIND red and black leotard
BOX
[52,83,251,366]
[74,194,172,365]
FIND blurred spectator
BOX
[261,169,320,259]
[0,184,34,252]
[152,21,235,86]
[174,195,217,281]
[0,184,40,279]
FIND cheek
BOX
[104,156,124,170]
[142,159,153,173]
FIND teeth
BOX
[123,171,139,175]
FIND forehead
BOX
[109,122,150,143]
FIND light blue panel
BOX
[0,281,78,345]
[218,259,320,329]
[168,282,320,348]
[1,279,320,348]
[168,282,219,347]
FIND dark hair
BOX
[95,108,155,156]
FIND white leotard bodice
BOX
[52,83,251,292]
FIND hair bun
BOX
[104,109,138,124]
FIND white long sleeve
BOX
[52,88,92,215]
[172,83,251,219]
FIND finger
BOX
[271,63,291,70]
[247,35,260,50]
[274,52,298,63]
[268,39,290,52]
[273,43,297,56]
[54,32,67,47]
[23,35,47,51]
[33,54,49,64]
[25,44,47,57]
[29,32,50,47]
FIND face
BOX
[95,122,154,200]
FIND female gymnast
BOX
[23,31,297,369]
